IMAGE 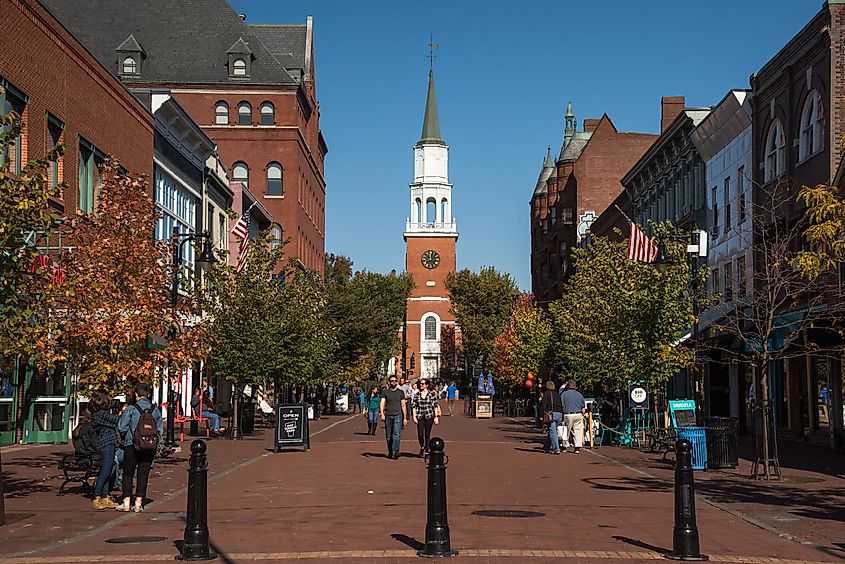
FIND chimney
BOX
[583,118,600,133]
[661,96,685,133]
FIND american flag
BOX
[235,213,251,273]
[626,221,658,263]
[231,212,249,241]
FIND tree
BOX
[58,162,177,396]
[445,267,519,371]
[797,182,845,276]
[324,254,413,382]
[493,293,552,388]
[707,180,843,479]
[548,233,694,393]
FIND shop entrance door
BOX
[22,362,70,444]
[0,357,19,446]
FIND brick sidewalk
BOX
[0,407,841,563]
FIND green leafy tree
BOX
[798,182,845,277]
[549,233,694,392]
[445,267,519,371]
[324,253,413,381]
[493,293,552,388]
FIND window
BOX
[78,139,104,213]
[47,113,63,188]
[424,316,437,340]
[233,58,247,76]
[122,56,137,75]
[711,186,718,236]
[737,167,746,223]
[559,241,567,255]
[271,224,283,249]
[237,102,251,125]
[562,208,573,224]
[737,255,747,297]
[260,102,274,125]
[232,162,248,186]
[723,177,731,234]
[154,169,197,287]
[415,198,422,223]
[218,213,226,251]
[426,198,436,223]
[711,267,720,297]
[799,90,823,161]
[440,198,448,224]
[215,102,228,125]
[266,162,283,196]
[723,266,733,303]
[764,119,785,182]
[1,83,27,174]
[549,207,557,225]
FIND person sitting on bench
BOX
[190,388,225,435]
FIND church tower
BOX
[403,69,458,381]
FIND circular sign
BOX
[630,386,647,405]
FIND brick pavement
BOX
[0,405,841,563]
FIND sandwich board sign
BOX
[274,403,310,452]
[668,399,697,428]
[628,384,649,409]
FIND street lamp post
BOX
[654,229,708,411]
[167,227,218,448]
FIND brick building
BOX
[43,0,328,273]
[749,0,845,446]
[530,104,656,303]
[0,0,154,445]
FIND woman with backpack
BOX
[89,390,120,510]
[116,383,163,513]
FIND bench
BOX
[57,453,100,496]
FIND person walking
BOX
[89,391,120,509]
[364,386,381,435]
[540,380,563,454]
[398,377,413,425]
[116,384,163,512]
[412,378,441,457]
[380,376,407,459]
[560,379,587,454]
[446,381,458,416]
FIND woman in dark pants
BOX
[412,378,440,457]
[90,390,120,509]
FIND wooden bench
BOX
[57,453,99,496]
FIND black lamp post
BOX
[167,227,218,447]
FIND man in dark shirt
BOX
[380,376,407,459]
[560,379,587,454]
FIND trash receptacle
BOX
[676,426,707,470]
[703,416,738,469]
[240,400,255,435]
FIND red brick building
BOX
[530,104,656,303]
[0,0,154,445]
[43,0,328,274]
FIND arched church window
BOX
[415,198,422,223]
[426,198,437,224]
[441,198,448,223]
[424,316,437,340]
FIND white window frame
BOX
[764,119,785,183]
[233,58,247,76]
[215,102,228,125]
[798,90,823,162]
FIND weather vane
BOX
[428,34,439,71]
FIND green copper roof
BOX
[418,70,445,145]
[543,145,554,168]
[565,101,574,118]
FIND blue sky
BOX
[231,0,821,290]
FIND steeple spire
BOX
[418,70,445,146]
[563,101,576,148]
[543,145,554,168]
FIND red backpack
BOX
[133,404,160,451]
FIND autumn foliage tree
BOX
[493,293,552,388]
[60,161,177,396]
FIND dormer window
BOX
[233,58,247,76]
[122,56,137,75]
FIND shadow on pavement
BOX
[391,533,424,550]
[612,535,669,554]
[361,452,390,458]
[583,476,671,492]
[3,471,54,498]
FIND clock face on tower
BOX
[421,250,440,269]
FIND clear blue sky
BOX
[231,0,821,290]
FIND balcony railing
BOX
[405,220,458,232]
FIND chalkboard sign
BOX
[668,400,697,428]
[274,404,310,452]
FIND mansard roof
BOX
[43,0,300,86]
[249,24,307,71]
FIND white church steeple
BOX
[404,70,458,240]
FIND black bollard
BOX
[179,440,216,561]
[419,437,458,558]
[666,439,708,561]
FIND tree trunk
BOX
[760,361,771,480]
[0,448,6,526]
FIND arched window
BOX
[233,58,247,76]
[799,90,823,161]
[424,316,437,340]
[214,102,228,125]
[441,198,448,224]
[232,162,249,186]
[764,119,785,183]
[266,162,283,195]
[426,198,437,224]
[260,102,275,125]
[122,56,137,75]
[237,102,252,125]
[271,224,283,249]
[415,198,422,223]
